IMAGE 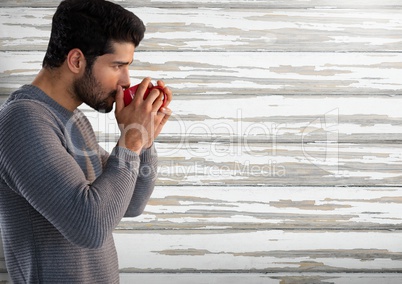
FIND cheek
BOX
[94,69,119,88]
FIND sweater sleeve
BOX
[124,144,158,217]
[0,100,147,249]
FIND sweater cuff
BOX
[140,143,157,163]
[111,146,140,159]
[110,146,141,171]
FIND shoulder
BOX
[1,85,74,126]
[1,98,60,127]
[0,98,68,149]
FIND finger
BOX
[152,107,172,142]
[159,106,172,116]
[135,77,152,102]
[114,86,124,114]
[156,80,165,88]
[162,86,172,108]
[147,88,164,111]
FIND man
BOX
[0,0,172,282]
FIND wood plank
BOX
[1,7,402,52]
[118,186,402,230]
[129,51,402,96]
[1,51,402,96]
[89,140,402,186]
[113,230,402,273]
[1,0,402,9]
[140,8,402,52]
[0,272,400,283]
[152,142,402,186]
[86,94,402,144]
[119,273,402,284]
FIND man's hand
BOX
[114,77,172,154]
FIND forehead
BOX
[98,42,135,63]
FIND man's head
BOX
[42,0,146,112]
[43,0,145,70]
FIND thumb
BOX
[114,86,124,114]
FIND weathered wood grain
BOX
[1,0,401,281]
[87,94,402,144]
[118,186,402,230]
[130,52,402,96]
[1,51,402,97]
[113,230,402,273]
[1,0,402,9]
[0,272,401,284]
[119,273,402,284]
[1,7,402,52]
[152,142,402,186]
[84,92,402,187]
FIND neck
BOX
[32,67,82,112]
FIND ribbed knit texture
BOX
[0,85,157,283]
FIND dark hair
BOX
[42,0,145,69]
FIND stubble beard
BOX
[73,67,116,113]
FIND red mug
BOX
[123,84,167,109]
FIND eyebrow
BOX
[112,60,133,66]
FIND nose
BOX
[120,66,131,89]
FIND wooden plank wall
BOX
[1,0,402,283]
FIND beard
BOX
[73,67,116,113]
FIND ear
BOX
[66,48,86,74]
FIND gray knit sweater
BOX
[0,85,157,283]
